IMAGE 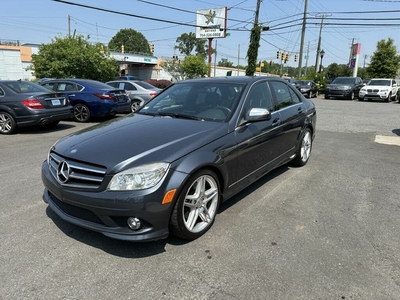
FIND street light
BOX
[319,49,325,73]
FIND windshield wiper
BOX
[156,112,203,121]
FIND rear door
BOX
[268,80,306,155]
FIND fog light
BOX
[127,217,141,230]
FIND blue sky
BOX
[1,0,399,69]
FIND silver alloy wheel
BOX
[0,112,16,134]
[300,130,312,163]
[74,104,90,122]
[182,174,219,233]
[131,100,141,112]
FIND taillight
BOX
[149,93,158,98]
[93,93,114,100]
[22,99,44,109]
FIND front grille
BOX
[48,192,104,225]
[367,89,379,93]
[49,152,107,189]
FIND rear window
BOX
[136,81,158,89]
[4,81,49,93]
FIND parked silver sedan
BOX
[106,80,162,112]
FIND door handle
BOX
[272,118,281,127]
[297,107,303,114]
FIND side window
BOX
[125,83,136,90]
[288,86,302,104]
[42,82,56,91]
[269,81,293,110]
[245,82,273,112]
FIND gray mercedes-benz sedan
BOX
[41,76,316,242]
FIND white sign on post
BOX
[195,7,227,39]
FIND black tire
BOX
[0,112,17,134]
[291,128,312,167]
[73,104,90,122]
[131,100,141,112]
[307,91,311,98]
[386,93,391,102]
[170,169,220,240]
[324,94,329,99]
[348,92,355,100]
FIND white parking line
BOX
[375,135,400,146]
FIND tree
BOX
[326,63,351,79]
[161,59,184,82]
[108,28,151,54]
[181,55,208,79]
[367,38,400,78]
[217,59,234,68]
[246,26,261,76]
[175,32,209,59]
[30,35,119,82]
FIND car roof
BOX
[174,76,285,85]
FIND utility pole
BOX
[213,40,218,77]
[68,15,71,37]
[315,15,325,73]
[245,0,262,75]
[305,41,310,75]
[298,0,308,77]
[237,44,240,76]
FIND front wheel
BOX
[170,169,220,240]
[74,104,90,122]
[291,128,312,167]
[0,112,17,134]
[348,92,355,100]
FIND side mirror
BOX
[241,108,271,126]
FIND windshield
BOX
[297,80,311,86]
[332,78,355,85]
[368,80,391,86]
[139,81,245,122]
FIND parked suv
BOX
[358,78,398,102]
[324,77,364,100]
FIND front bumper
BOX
[359,91,389,100]
[325,89,352,98]
[41,160,186,242]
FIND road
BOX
[1,98,400,300]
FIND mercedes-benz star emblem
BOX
[57,161,71,183]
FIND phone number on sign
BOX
[199,33,223,38]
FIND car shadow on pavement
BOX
[393,129,400,136]
[17,123,77,134]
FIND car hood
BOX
[327,84,354,89]
[52,114,229,173]
[363,85,390,89]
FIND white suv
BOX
[358,78,398,102]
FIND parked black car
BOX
[324,77,364,100]
[283,78,301,91]
[41,76,317,242]
[297,80,318,98]
[40,79,131,122]
[0,80,73,134]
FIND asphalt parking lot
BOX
[1,97,400,300]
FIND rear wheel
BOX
[131,100,141,112]
[0,112,17,134]
[74,104,90,122]
[291,128,312,166]
[170,169,220,240]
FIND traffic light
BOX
[282,52,286,61]
[277,50,281,59]
[286,53,290,62]
[149,43,154,53]
[294,54,298,62]
[121,44,125,54]
[100,44,104,55]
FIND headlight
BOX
[108,162,169,191]
[380,89,389,93]
[360,88,366,92]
